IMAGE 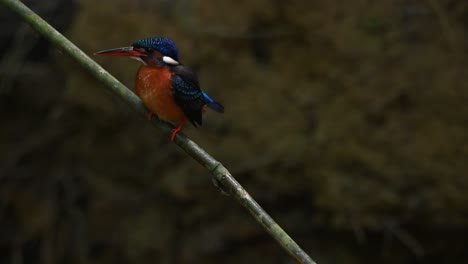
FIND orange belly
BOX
[135,65,186,124]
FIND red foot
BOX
[170,119,186,142]
[147,112,154,121]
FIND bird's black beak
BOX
[94,46,147,57]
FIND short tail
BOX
[203,91,224,113]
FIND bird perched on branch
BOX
[95,37,224,141]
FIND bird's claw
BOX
[147,112,154,121]
[170,128,181,141]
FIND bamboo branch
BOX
[1,0,316,263]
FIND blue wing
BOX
[171,65,224,127]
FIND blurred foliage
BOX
[1,0,468,263]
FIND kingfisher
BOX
[94,37,224,141]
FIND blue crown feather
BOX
[133,37,180,61]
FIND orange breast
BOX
[135,65,186,124]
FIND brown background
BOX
[1,0,467,263]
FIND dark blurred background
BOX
[1,0,468,263]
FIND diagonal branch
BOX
[1,0,316,263]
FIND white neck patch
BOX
[131,56,147,65]
[163,56,179,65]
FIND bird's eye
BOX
[145,48,154,53]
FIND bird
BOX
[94,37,224,141]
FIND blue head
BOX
[133,37,180,63]
[95,37,180,66]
